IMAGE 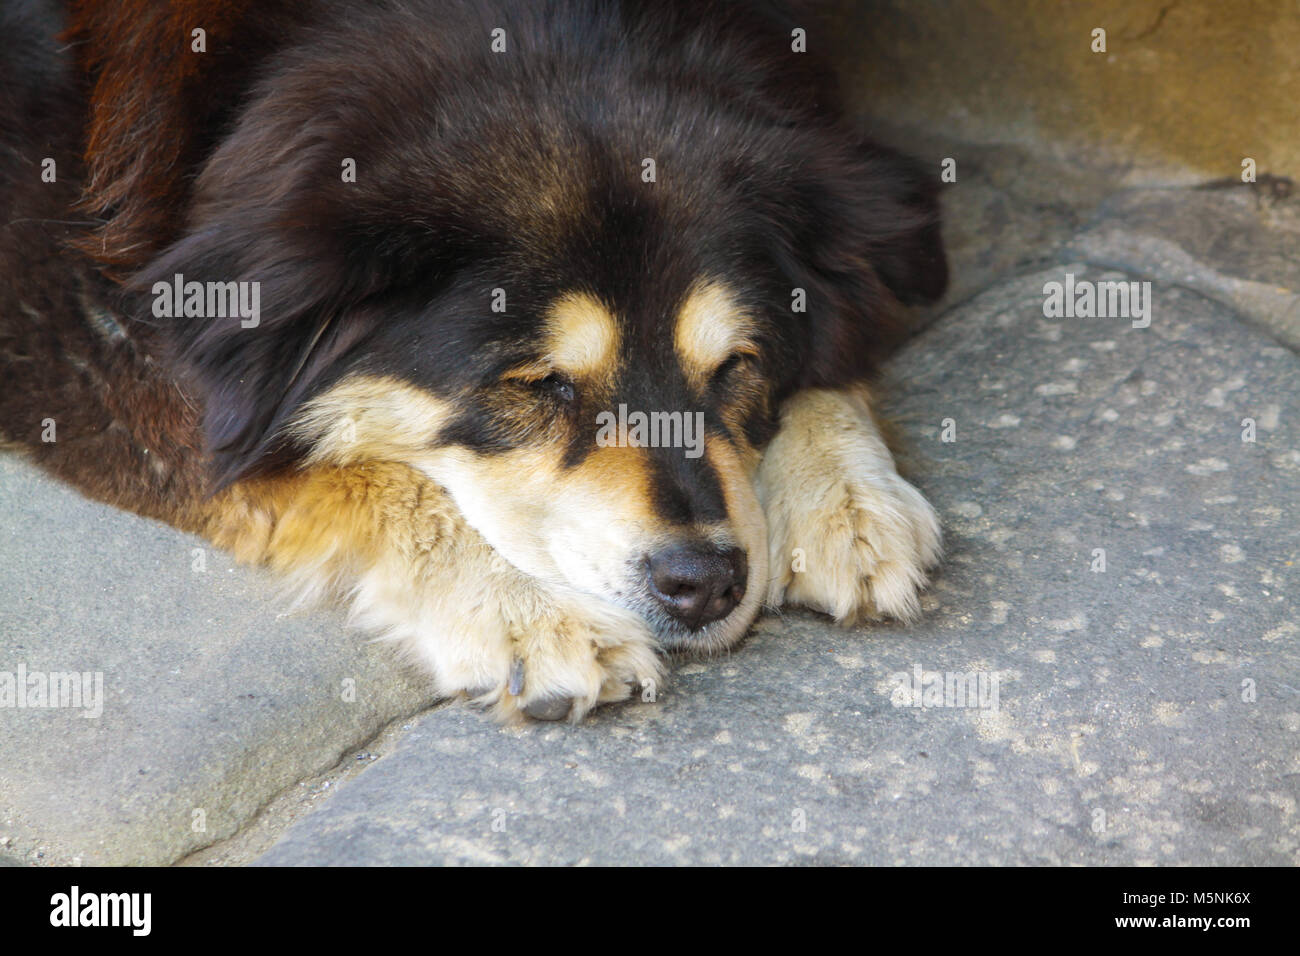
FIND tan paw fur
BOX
[756,387,941,624]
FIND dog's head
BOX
[98,2,946,650]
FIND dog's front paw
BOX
[232,462,665,722]
[757,388,941,624]
[467,580,665,723]
[353,534,663,722]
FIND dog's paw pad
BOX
[521,695,574,721]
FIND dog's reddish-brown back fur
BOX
[0,1,293,528]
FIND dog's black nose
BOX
[647,546,747,630]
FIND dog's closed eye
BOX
[536,372,576,403]
[711,354,747,385]
[710,350,763,394]
[501,364,578,404]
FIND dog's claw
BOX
[507,658,525,697]
[522,695,572,721]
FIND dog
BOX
[0,0,947,721]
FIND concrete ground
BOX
[1,141,1297,866]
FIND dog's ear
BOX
[134,227,376,491]
[851,142,949,308]
[768,139,948,389]
[130,44,480,492]
[65,0,301,277]
[129,77,434,490]
[130,132,433,490]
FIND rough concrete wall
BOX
[830,0,1299,183]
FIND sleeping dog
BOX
[0,0,946,721]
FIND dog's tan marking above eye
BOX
[542,292,620,385]
[673,280,758,392]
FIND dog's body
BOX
[1,0,946,720]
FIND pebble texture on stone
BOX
[0,460,437,865]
